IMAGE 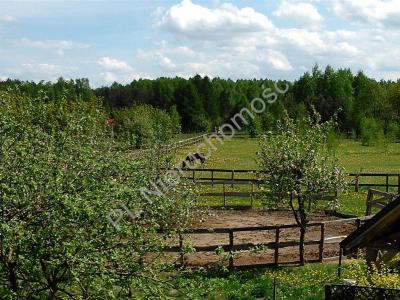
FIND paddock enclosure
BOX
[162,209,368,269]
[156,134,400,269]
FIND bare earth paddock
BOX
[163,209,359,268]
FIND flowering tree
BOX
[258,113,346,265]
[0,90,194,298]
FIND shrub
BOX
[360,117,384,146]
[113,104,177,148]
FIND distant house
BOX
[339,194,400,273]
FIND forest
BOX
[1,65,399,145]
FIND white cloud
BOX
[0,15,16,22]
[97,56,149,84]
[15,38,89,50]
[19,63,76,76]
[14,38,89,56]
[332,0,400,27]
[150,1,400,80]
[158,55,177,71]
[97,57,133,73]
[267,50,293,71]
[157,0,273,40]
[3,62,79,82]
[274,1,323,27]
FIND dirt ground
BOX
[174,209,357,267]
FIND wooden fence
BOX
[164,216,370,269]
[179,168,400,194]
[365,189,398,215]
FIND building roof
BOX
[340,195,400,255]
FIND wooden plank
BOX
[369,189,396,197]
[372,202,386,209]
[386,175,389,192]
[251,183,254,207]
[229,230,234,269]
[398,175,400,195]
[366,189,373,216]
[179,233,184,265]
[348,173,400,176]
[223,184,227,206]
[355,175,359,192]
[200,192,263,197]
[164,240,322,253]
[319,223,325,262]
[275,228,280,265]
[185,223,321,234]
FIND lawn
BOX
[175,137,400,173]
[169,136,400,299]
[173,137,400,216]
[172,259,392,299]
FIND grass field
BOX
[171,137,400,299]
[172,259,386,299]
[174,137,400,216]
[176,137,400,172]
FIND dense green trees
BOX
[0,89,194,298]
[112,104,178,148]
[1,65,399,140]
[95,67,399,138]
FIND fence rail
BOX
[365,189,398,215]
[178,168,400,194]
[164,216,370,269]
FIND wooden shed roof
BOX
[340,195,400,255]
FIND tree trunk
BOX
[297,192,307,266]
[289,190,308,266]
[299,226,306,266]
[8,262,18,292]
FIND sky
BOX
[1,0,400,87]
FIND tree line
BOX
[2,65,399,144]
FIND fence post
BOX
[231,170,234,187]
[275,227,280,265]
[355,218,361,259]
[223,183,227,207]
[338,248,343,278]
[386,175,389,192]
[398,175,400,195]
[211,170,214,187]
[319,223,325,262]
[229,230,234,269]
[179,233,184,266]
[250,182,254,207]
[355,175,359,192]
[366,189,373,216]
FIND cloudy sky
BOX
[1,0,400,86]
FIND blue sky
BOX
[1,0,400,86]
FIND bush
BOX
[360,117,384,146]
[385,122,399,143]
[113,104,177,148]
